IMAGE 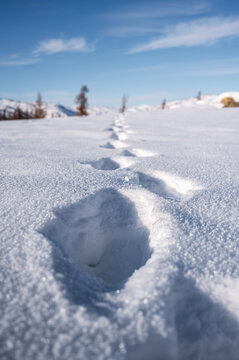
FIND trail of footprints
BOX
[86,115,157,171]
[41,113,202,288]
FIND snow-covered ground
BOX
[0,105,239,360]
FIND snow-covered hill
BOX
[128,92,239,112]
[1,92,239,120]
[0,98,77,118]
[167,92,239,109]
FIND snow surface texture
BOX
[0,104,239,360]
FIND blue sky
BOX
[1,0,239,107]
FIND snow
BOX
[0,103,239,360]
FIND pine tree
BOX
[3,109,8,120]
[161,99,166,109]
[120,95,127,113]
[0,108,10,120]
[75,86,89,116]
[34,93,46,118]
[25,108,29,119]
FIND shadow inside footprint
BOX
[137,172,179,200]
[121,149,136,157]
[40,189,151,287]
[85,158,120,170]
[110,132,119,140]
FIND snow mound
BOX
[216,92,239,102]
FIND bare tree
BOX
[75,86,89,116]
[120,95,127,113]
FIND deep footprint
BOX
[41,189,151,285]
[110,132,119,140]
[85,157,120,170]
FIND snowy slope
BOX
[167,92,239,109]
[0,106,239,360]
[0,98,77,118]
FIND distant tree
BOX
[161,99,166,110]
[13,106,25,120]
[75,86,89,116]
[120,95,127,113]
[0,108,10,120]
[2,109,8,120]
[25,108,30,119]
[34,93,46,118]
[197,91,202,101]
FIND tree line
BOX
[0,86,128,121]
[0,93,46,121]
[1,87,211,121]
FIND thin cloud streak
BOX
[104,1,210,19]
[34,37,95,55]
[130,17,239,53]
[0,58,40,66]
[105,26,162,38]
[0,36,95,66]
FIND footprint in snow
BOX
[110,132,119,140]
[40,188,151,285]
[137,171,203,200]
[137,172,180,200]
[121,149,136,157]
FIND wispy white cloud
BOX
[105,26,162,38]
[34,37,95,55]
[0,36,94,66]
[105,1,210,19]
[130,17,239,53]
[0,58,40,66]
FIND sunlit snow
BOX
[0,101,239,360]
